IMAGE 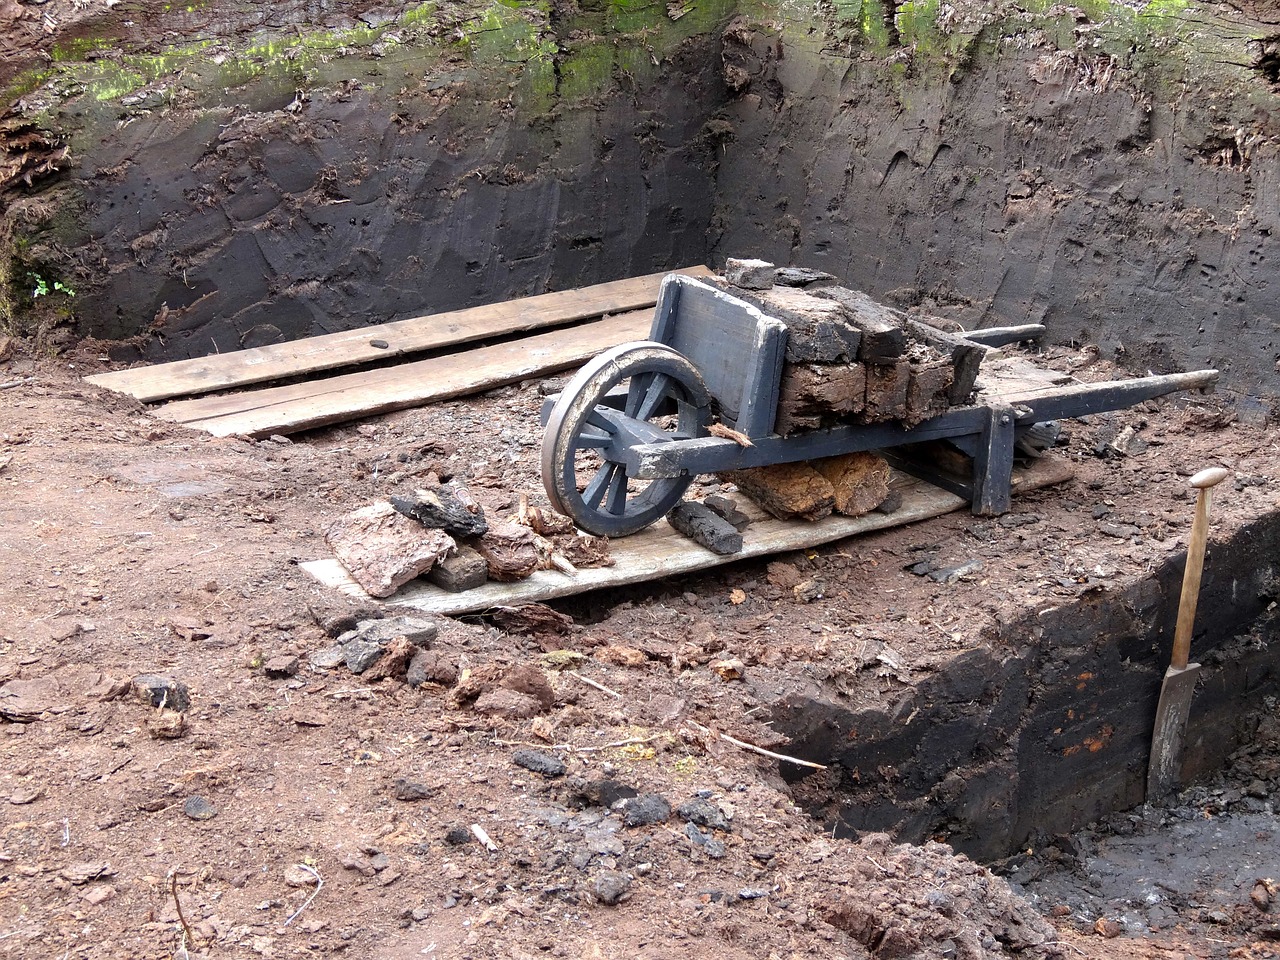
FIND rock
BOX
[678,797,729,831]
[407,649,459,688]
[60,862,113,885]
[1093,918,1123,938]
[453,663,555,714]
[567,778,639,809]
[512,748,566,778]
[310,645,347,669]
[392,778,434,801]
[474,688,543,719]
[0,677,55,722]
[426,545,489,592]
[711,657,745,681]
[344,639,385,674]
[145,708,188,739]
[444,825,472,846]
[183,796,218,821]
[82,884,117,906]
[262,655,299,678]
[621,793,671,827]
[1252,882,1273,912]
[591,870,631,905]
[774,266,836,288]
[337,616,438,649]
[326,500,455,598]
[724,257,776,290]
[131,675,191,712]
[284,864,320,888]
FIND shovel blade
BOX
[1147,662,1201,801]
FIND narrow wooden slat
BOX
[299,456,1075,616]
[160,310,654,437]
[87,266,711,403]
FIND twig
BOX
[566,671,622,699]
[685,720,827,770]
[470,823,498,852]
[169,870,197,948]
[494,734,662,753]
[0,378,33,391]
[283,864,323,927]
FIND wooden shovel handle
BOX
[1171,467,1230,670]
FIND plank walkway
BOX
[161,309,652,437]
[86,267,709,403]
[300,456,1074,616]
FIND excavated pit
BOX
[4,0,1280,878]
[766,511,1280,861]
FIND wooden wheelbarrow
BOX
[541,275,1219,537]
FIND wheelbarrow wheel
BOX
[542,341,712,537]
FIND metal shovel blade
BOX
[1146,661,1201,800]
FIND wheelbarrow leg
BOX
[972,401,1016,515]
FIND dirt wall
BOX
[767,511,1280,861]
[710,14,1280,399]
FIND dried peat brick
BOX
[667,501,743,555]
[512,748,566,778]
[723,257,776,290]
[390,485,488,538]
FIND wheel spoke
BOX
[585,408,618,433]
[583,463,621,510]
[605,467,629,515]
[636,373,672,420]
[624,373,653,418]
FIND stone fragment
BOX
[591,870,631,905]
[392,778,434,801]
[326,500,455,598]
[774,266,837,288]
[621,793,671,827]
[723,257,776,290]
[0,678,55,722]
[512,748,566,778]
[131,675,191,712]
[61,862,113,885]
[567,778,639,809]
[82,884,117,906]
[284,864,320,888]
[310,645,347,669]
[183,796,218,821]
[678,797,730,831]
[473,689,543,719]
[444,825,472,846]
[426,545,489,592]
[145,708,187,739]
[711,657,745,681]
[262,655,299,678]
[343,639,385,674]
[407,649,459,688]
[338,616,438,649]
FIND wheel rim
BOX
[541,343,711,537]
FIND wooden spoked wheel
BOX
[541,342,712,537]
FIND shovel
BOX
[1146,465,1230,801]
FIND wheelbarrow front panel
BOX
[651,275,787,439]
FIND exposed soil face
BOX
[1,338,1278,958]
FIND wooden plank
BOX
[160,310,654,437]
[87,266,712,403]
[972,401,1016,516]
[299,456,1074,616]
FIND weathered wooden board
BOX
[300,456,1074,616]
[159,310,654,437]
[87,266,712,403]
